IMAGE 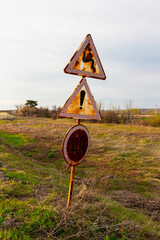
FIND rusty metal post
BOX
[76,119,81,125]
[66,119,86,208]
[67,165,75,208]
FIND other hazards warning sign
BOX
[58,78,101,120]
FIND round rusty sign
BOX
[62,125,90,166]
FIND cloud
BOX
[0,0,160,109]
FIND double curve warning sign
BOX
[64,34,106,80]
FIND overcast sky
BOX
[0,0,160,110]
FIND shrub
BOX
[101,110,120,124]
[132,114,160,127]
[37,107,51,118]
[15,103,61,119]
[16,105,37,117]
[147,115,160,127]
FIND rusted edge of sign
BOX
[62,124,90,166]
[64,34,106,80]
[58,78,102,120]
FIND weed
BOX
[47,150,57,159]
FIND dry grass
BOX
[0,117,160,239]
[0,112,14,120]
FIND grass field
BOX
[0,117,160,239]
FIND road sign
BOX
[58,78,101,120]
[64,34,106,80]
[62,125,90,166]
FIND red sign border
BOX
[62,124,90,166]
[58,78,101,120]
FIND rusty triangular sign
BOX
[64,34,106,80]
[58,78,101,120]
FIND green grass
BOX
[0,130,30,147]
[0,117,160,239]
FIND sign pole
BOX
[60,34,105,208]
[67,119,80,208]
[77,119,80,125]
[67,165,75,208]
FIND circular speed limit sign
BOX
[62,125,90,166]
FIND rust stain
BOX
[62,124,90,167]
[65,86,96,116]
[72,43,100,74]
[64,50,78,73]
[58,78,101,120]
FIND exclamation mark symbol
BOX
[80,90,85,110]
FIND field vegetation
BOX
[15,99,160,127]
[0,117,160,239]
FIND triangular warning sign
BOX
[64,34,106,80]
[58,78,101,120]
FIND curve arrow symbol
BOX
[82,51,94,69]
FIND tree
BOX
[25,100,38,108]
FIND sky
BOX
[0,0,160,110]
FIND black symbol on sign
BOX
[72,135,86,154]
[80,90,85,110]
[82,51,94,69]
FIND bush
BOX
[15,104,61,119]
[101,110,120,124]
[147,115,160,127]
[101,108,140,125]
[37,107,51,118]
[132,115,160,127]
[16,106,37,117]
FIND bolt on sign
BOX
[59,34,106,208]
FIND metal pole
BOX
[67,119,80,208]
[76,119,80,125]
[67,165,75,208]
